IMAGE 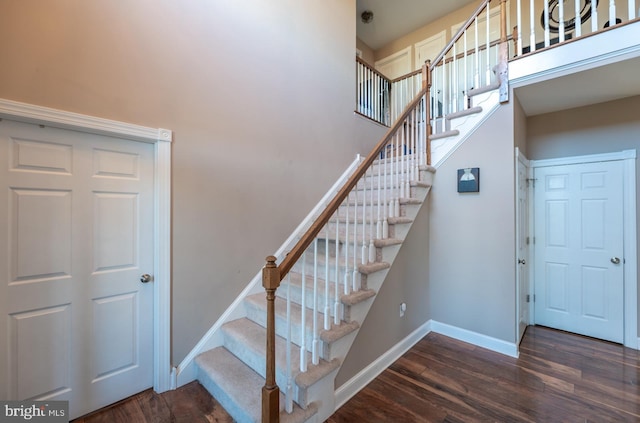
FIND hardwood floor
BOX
[73,326,640,422]
[328,326,640,422]
[71,380,233,423]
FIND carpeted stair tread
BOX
[373,238,403,248]
[358,261,391,274]
[281,272,378,307]
[221,318,340,395]
[341,288,376,306]
[245,293,360,347]
[195,347,318,423]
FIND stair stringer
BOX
[431,88,501,167]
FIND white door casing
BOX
[375,46,412,80]
[515,148,531,343]
[414,31,446,70]
[532,152,635,345]
[0,98,172,401]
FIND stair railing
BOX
[390,70,424,123]
[356,57,391,126]
[262,62,430,422]
[429,0,509,139]
[512,0,637,57]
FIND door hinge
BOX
[526,294,530,303]
[526,178,537,188]
[526,236,530,245]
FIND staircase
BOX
[189,1,510,421]
[195,159,436,422]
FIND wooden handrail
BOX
[356,56,391,82]
[432,0,492,67]
[278,81,427,279]
[391,69,422,84]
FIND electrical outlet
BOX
[399,302,407,317]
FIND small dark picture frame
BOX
[457,168,480,193]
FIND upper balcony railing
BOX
[356,0,638,130]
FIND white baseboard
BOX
[333,319,519,413]
[430,320,519,358]
[334,320,432,410]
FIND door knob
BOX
[610,257,621,265]
[140,273,153,283]
[518,259,526,265]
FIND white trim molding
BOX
[334,319,519,413]
[334,321,432,410]
[0,97,174,391]
[531,149,638,350]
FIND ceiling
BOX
[515,55,640,116]
[356,0,477,50]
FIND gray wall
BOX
[428,103,517,344]
[0,0,375,364]
[527,95,640,334]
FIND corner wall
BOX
[428,103,517,344]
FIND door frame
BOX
[530,150,637,349]
[515,147,533,343]
[0,98,173,392]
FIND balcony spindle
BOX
[485,4,491,85]
[575,0,582,37]
[544,0,551,47]
[609,0,617,28]
[559,0,565,42]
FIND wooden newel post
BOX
[422,60,432,166]
[262,255,280,423]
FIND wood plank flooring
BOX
[73,326,640,422]
[328,326,640,422]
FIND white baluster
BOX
[344,192,351,296]
[361,171,367,265]
[324,226,330,330]
[334,209,340,325]
[592,0,599,32]
[352,180,359,292]
[369,164,375,263]
[285,273,293,413]
[474,17,480,88]
[516,0,523,56]
[530,0,536,53]
[463,29,469,108]
[544,0,551,47]
[559,0,565,42]
[609,0,617,28]
[485,4,491,85]
[575,0,582,37]
[382,140,389,239]
[392,135,400,217]
[312,239,319,365]
[630,0,637,19]
[376,150,383,239]
[452,41,458,113]
[300,251,307,372]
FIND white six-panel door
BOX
[533,160,624,343]
[0,119,154,419]
[516,152,531,343]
